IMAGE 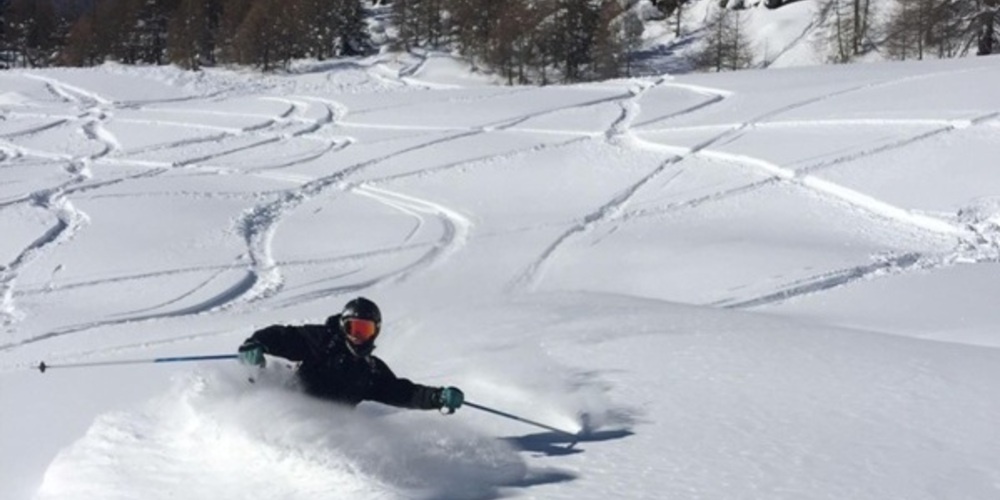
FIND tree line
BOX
[0,0,369,71]
[0,0,997,80]
[692,0,999,72]
[0,0,646,83]
[391,0,644,83]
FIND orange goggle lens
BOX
[344,319,377,344]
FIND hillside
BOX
[1,51,999,500]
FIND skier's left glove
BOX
[437,386,464,413]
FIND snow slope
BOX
[1,54,999,500]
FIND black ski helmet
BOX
[341,296,381,326]
[338,297,382,355]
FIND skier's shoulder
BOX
[366,354,396,376]
[298,322,335,345]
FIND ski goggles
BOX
[343,318,378,344]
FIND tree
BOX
[656,0,691,37]
[61,5,101,66]
[622,5,644,76]
[450,0,503,62]
[549,0,600,82]
[218,0,253,63]
[0,0,10,67]
[4,0,60,67]
[392,0,448,49]
[96,0,143,64]
[695,4,754,71]
[592,0,644,79]
[138,0,178,64]
[488,0,529,84]
[972,0,999,55]
[883,0,925,60]
[826,0,874,63]
[592,0,626,79]
[169,0,207,69]
[228,0,302,70]
[334,0,371,56]
[883,0,973,60]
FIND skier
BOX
[237,297,464,413]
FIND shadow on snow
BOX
[503,428,634,457]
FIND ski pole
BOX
[464,401,579,437]
[36,354,239,373]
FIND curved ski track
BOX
[510,70,1000,309]
[3,65,997,350]
[0,76,352,346]
[0,66,641,348]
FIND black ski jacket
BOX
[246,316,442,409]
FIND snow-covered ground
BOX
[1,53,999,500]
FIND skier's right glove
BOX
[238,340,265,367]
[437,386,464,414]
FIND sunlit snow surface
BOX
[2,54,1000,500]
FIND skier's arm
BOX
[244,325,314,362]
[368,358,442,410]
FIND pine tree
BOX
[392,0,447,49]
[695,4,754,71]
[169,0,206,69]
[550,0,600,82]
[883,0,971,60]
[656,0,691,37]
[450,0,502,61]
[218,0,253,64]
[592,0,625,79]
[142,0,176,64]
[973,0,1000,55]
[334,0,371,56]
[489,0,531,84]
[4,0,60,67]
[0,0,9,68]
[826,0,874,62]
[229,0,300,70]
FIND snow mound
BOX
[958,197,1000,261]
[36,369,528,500]
[959,197,1000,229]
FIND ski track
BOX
[353,184,471,275]
[229,85,637,311]
[0,75,301,336]
[512,70,998,297]
[511,80,673,292]
[0,190,89,327]
[262,184,473,308]
[5,65,996,350]
[1,91,354,335]
[712,252,928,309]
[0,119,72,139]
[0,76,482,340]
[232,128,483,310]
[684,111,998,307]
[0,75,121,327]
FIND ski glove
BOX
[438,386,464,413]
[238,341,265,367]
